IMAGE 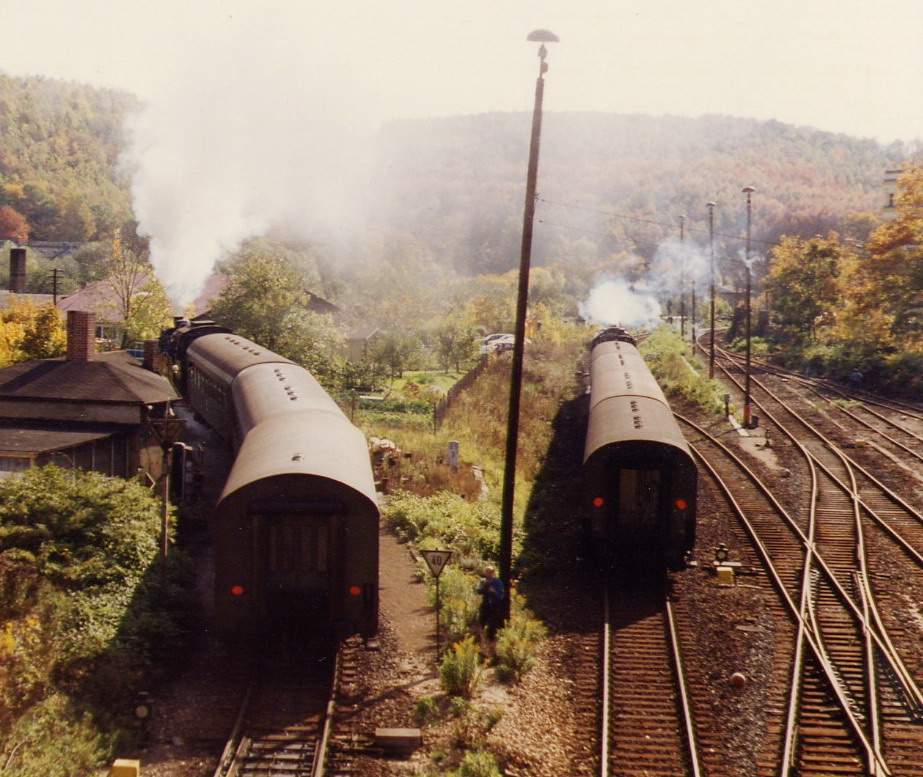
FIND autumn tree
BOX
[95,236,173,346]
[365,331,425,380]
[0,299,66,366]
[0,205,30,242]
[765,233,844,344]
[836,164,923,353]
[19,303,66,360]
[427,319,479,373]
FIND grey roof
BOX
[0,350,178,405]
[0,291,56,311]
[0,424,117,456]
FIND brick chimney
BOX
[66,311,95,362]
[9,248,26,294]
[143,340,159,371]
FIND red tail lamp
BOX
[349,585,362,596]
[231,585,245,596]
[675,499,688,510]
[592,497,605,507]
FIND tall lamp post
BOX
[707,202,716,378]
[499,29,557,622]
[742,187,755,429]
[679,215,686,338]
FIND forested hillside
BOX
[0,73,135,242]
[0,70,913,279]
[371,112,910,275]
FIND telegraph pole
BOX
[499,30,557,622]
[707,202,716,378]
[742,186,755,429]
[679,215,686,338]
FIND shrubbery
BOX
[493,595,547,682]
[384,491,508,564]
[0,466,198,774]
[639,326,726,413]
[440,636,485,699]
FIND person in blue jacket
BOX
[476,565,505,640]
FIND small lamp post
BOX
[148,413,186,584]
[707,201,716,378]
[742,186,755,429]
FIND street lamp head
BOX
[527,29,560,43]
[742,186,755,194]
[706,201,716,209]
[527,30,558,73]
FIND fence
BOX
[433,354,490,429]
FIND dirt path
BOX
[377,527,437,658]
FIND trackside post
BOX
[421,549,452,661]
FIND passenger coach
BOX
[583,329,697,570]
[170,324,379,638]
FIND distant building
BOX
[0,310,179,482]
[25,241,84,262]
[346,327,381,363]
[882,168,903,221]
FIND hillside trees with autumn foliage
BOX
[0,74,135,241]
[766,164,923,392]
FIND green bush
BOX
[448,698,502,751]
[429,566,481,645]
[452,749,503,777]
[413,696,440,725]
[639,326,725,413]
[0,466,200,768]
[494,602,547,682]
[440,636,484,699]
[384,491,506,562]
[1,693,107,777]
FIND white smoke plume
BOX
[579,236,717,329]
[578,276,662,329]
[120,5,381,308]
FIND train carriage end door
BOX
[258,513,338,628]
[618,468,661,536]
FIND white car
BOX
[479,333,530,354]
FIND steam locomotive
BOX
[166,321,379,638]
[583,327,697,570]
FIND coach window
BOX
[268,519,331,574]
[619,469,660,527]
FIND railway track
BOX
[688,341,923,773]
[601,582,703,776]
[213,635,365,777]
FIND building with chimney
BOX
[0,310,179,481]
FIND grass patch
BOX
[639,326,727,413]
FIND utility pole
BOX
[707,202,716,378]
[742,187,755,429]
[679,215,686,338]
[499,29,557,623]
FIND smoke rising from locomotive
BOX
[579,277,662,328]
[121,9,379,308]
[579,236,717,328]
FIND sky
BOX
[4,0,920,142]
[1,0,920,305]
